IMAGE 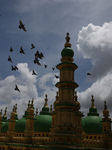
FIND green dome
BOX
[1,121,9,133]
[82,107,102,133]
[34,104,52,132]
[34,115,52,132]
[15,117,26,132]
[15,110,28,132]
[61,47,74,58]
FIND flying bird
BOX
[34,57,41,66]
[32,70,37,75]
[38,52,44,59]
[10,47,13,52]
[20,46,25,54]
[52,67,55,70]
[15,65,18,70]
[8,55,13,63]
[55,75,59,79]
[31,44,35,49]
[44,64,47,68]
[18,20,27,31]
[15,84,20,92]
[87,73,91,76]
[11,65,16,71]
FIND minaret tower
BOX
[50,33,83,147]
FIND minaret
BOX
[50,33,83,147]
[102,101,111,149]
[7,106,16,139]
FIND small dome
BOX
[81,96,103,133]
[34,95,52,132]
[82,115,102,133]
[1,121,9,133]
[15,110,28,132]
[34,114,52,132]
[61,47,74,58]
[15,117,26,132]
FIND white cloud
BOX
[0,63,58,119]
[77,22,112,80]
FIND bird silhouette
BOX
[15,84,20,92]
[15,65,18,70]
[8,55,13,63]
[87,73,91,75]
[52,67,55,70]
[44,64,47,68]
[18,20,27,31]
[38,52,44,59]
[32,70,37,75]
[34,56,41,66]
[11,65,16,71]
[31,44,35,49]
[10,47,13,52]
[20,46,25,54]
[55,75,59,79]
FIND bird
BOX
[10,47,13,52]
[34,57,41,66]
[15,84,20,92]
[52,67,55,70]
[18,20,27,31]
[32,70,37,75]
[44,64,47,68]
[20,46,25,54]
[38,52,44,59]
[11,65,16,71]
[15,65,18,70]
[31,44,35,49]
[55,75,59,79]
[87,73,91,75]
[8,55,13,63]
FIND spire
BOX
[103,101,109,118]
[50,105,52,113]
[31,98,34,108]
[64,32,71,48]
[91,95,96,108]
[3,107,7,117]
[44,94,48,107]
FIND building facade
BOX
[0,33,112,150]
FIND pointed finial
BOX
[44,94,48,107]
[91,95,96,108]
[64,32,71,48]
[36,108,38,116]
[31,98,34,108]
[50,105,52,112]
[4,107,7,116]
[104,101,107,109]
[14,104,17,113]
[28,100,30,108]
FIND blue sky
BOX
[0,0,112,118]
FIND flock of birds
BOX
[7,20,59,92]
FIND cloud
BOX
[0,63,58,118]
[77,22,112,80]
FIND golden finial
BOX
[36,108,38,116]
[50,105,52,112]
[104,101,107,109]
[14,104,17,113]
[31,98,34,108]
[64,32,71,48]
[44,94,48,107]
[4,107,7,116]
[28,100,30,108]
[91,95,96,108]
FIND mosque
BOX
[0,33,112,150]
